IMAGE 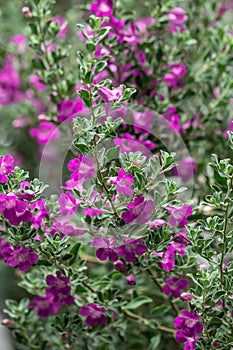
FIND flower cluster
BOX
[174,310,204,350]
[29,271,74,318]
[0,238,38,271]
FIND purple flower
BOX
[167,205,192,227]
[31,199,49,229]
[132,110,154,134]
[163,277,189,298]
[29,295,59,318]
[29,75,46,91]
[52,16,69,37]
[154,246,175,272]
[80,303,107,326]
[224,120,233,138]
[58,191,79,216]
[110,168,134,196]
[0,237,12,261]
[92,236,118,262]
[163,63,186,89]
[30,122,60,145]
[174,310,203,350]
[0,56,23,106]
[122,196,155,225]
[10,34,27,54]
[68,155,96,181]
[51,218,86,238]
[56,98,85,122]
[163,106,182,132]
[118,238,147,262]
[6,246,38,271]
[171,228,190,256]
[98,85,123,102]
[172,157,197,182]
[0,154,14,183]
[114,133,156,156]
[46,271,74,307]
[114,260,126,272]
[167,7,187,34]
[90,0,113,17]
[0,193,32,226]
[149,219,166,229]
[84,208,104,217]
[180,293,195,302]
[126,274,136,286]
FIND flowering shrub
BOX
[0,0,233,349]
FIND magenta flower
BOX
[167,7,188,34]
[52,16,69,37]
[122,196,155,225]
[149,219,166,229]
[132,110,154,134]
[163,63,186,89]
[172,157,197,182]
[98,85,123,102]
[0,154,14,183]
[126,274,136,286]
[80,303,107,326]
[29,75,46,90]
[56,98,85,122]
[31,199,49,229]
[30,122,60,145]
[171,228,190,256]
[84,208,104,217]
[90,0,113,17]
[17,181,35,201]
[163,106,182,132]
[51,219,86,238]
[114,133,156,156]
[0,57,23,106]
[10,34,27,53]
[110,168,134,196]
[92,236,118,262]
[174,310,203,350]
[0,237,12,262]
[0,193,32,226]
[163,277,189,298]
[167,205,192,227]
[58,191,79,216]
[180,293,195,302]
[224,120,233,138]
[68,155,96,181]
[118,238,147,262]
[6,246,38,271]
[46,271,74,307]
[29,295,59,318]
[154,246,175,272]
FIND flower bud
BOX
[126,274,136,286]
[2,319,15,327]
[180,292,195,301]
[114,260,126,272]
[22,7,32,17]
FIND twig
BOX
[82,280,96,293]
[123,309,176,334]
